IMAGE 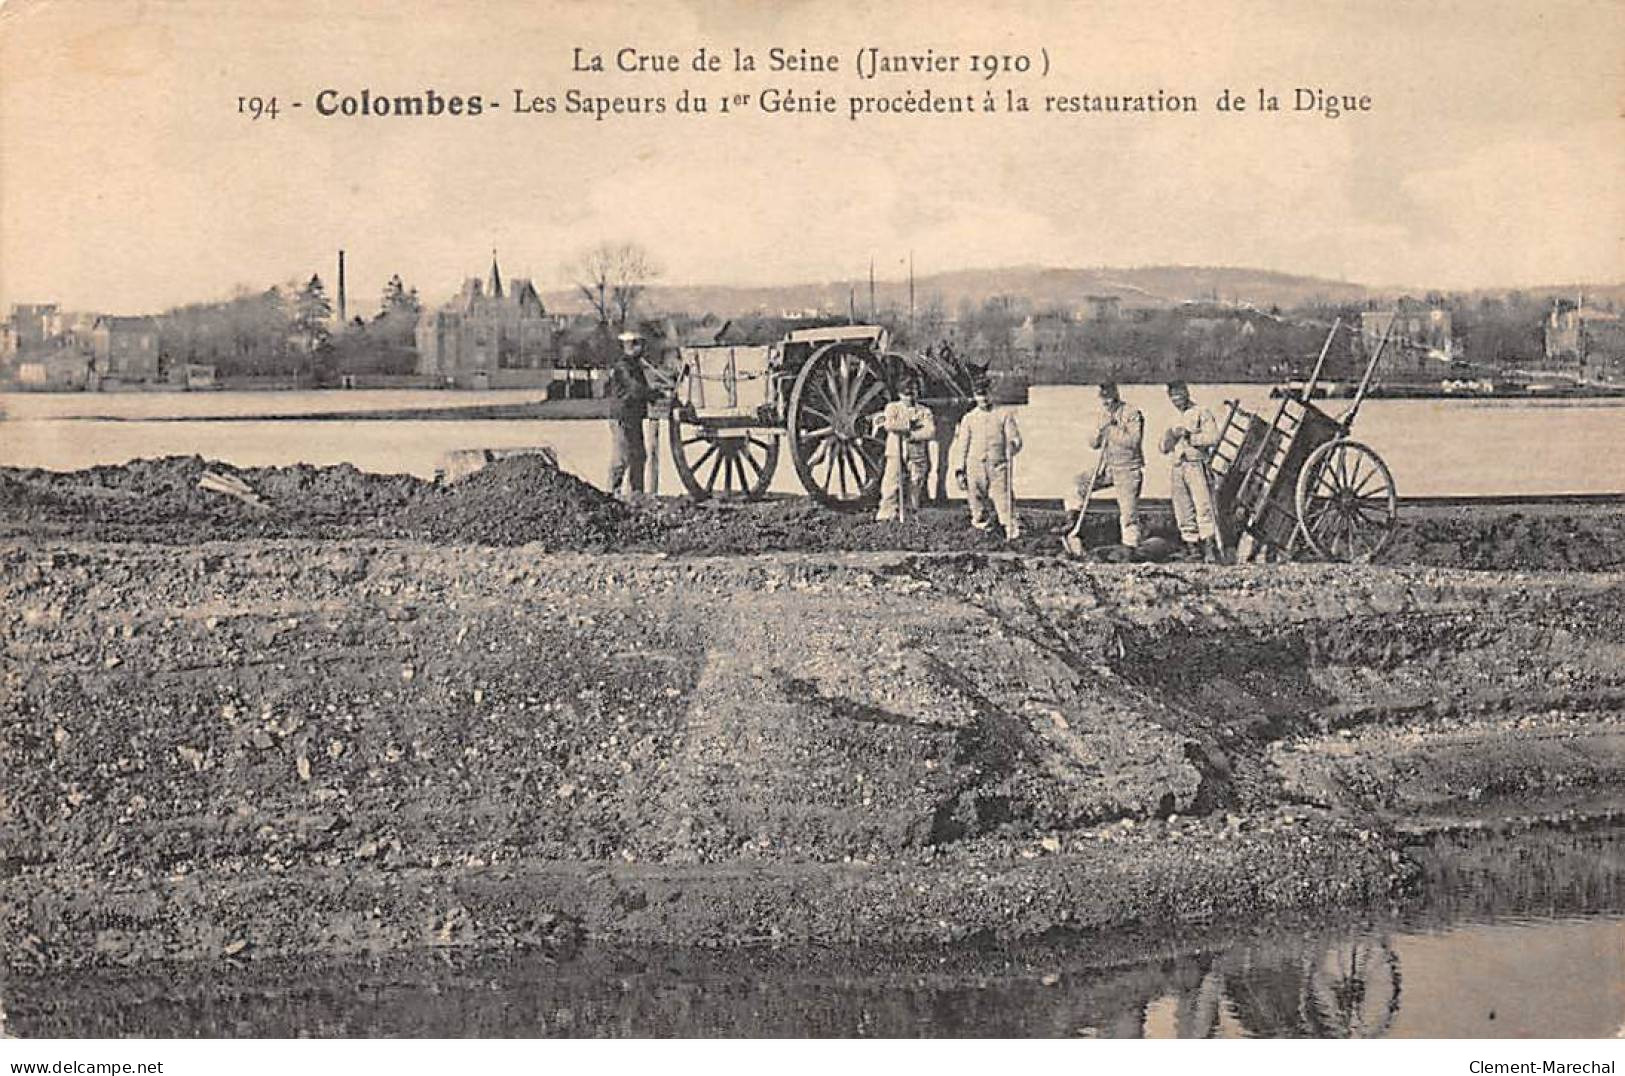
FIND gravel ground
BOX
[3,535,1622,974]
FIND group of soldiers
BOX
[871,376,1226,562]
[1082,380,1226,561]
[603,327,1226,563]
[870,374,1024,540]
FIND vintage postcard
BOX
[1,0,1622,1052]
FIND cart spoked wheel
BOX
[787,343,891,510]
[669,410,779,501]
[1294,439,1398,562]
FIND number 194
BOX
[237,96,280,120]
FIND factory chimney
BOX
[337,250,347,326]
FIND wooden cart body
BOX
[674,342,781,424]
[1206,317,1400,562]
[667,325,1023,507]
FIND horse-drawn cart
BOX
[667,325,1009,508]
[1208,317,1399,562]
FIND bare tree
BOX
[567,242,660,327]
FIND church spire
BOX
[488,248,503,299]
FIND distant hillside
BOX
[541,265,1384,319]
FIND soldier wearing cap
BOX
[605,329,653,499]
[1087,382,1145,547]
[950,376,1023,540]
[1160,380,1223,561]
[872,376,936,521]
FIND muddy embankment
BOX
[12,821,1620,1038]
[1,456,1623,975]
[3,454,1624,569]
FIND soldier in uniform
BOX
[873,377,936,521]
[1087,382,1145,547]
[1160,380,1224,561]
[951,377,1023,540]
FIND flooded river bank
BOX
[6,822,1619,1038]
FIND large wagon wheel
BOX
[1294,439,1398,562]
[786,343,891,509]
[668,409,779,500]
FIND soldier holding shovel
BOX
[1086,383,1145,549]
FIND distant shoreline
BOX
[35,383,1625,422]
[49,396,615,423]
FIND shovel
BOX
[1060,453,1106,558]
[198,470,269,510]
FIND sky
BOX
[1,0,1621,314]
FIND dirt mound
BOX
[1388,508,1625,572]
[388,454,666,548]
[0,457,272,541]
[0,470,66,511]
[0,455,667,550]
[0,457,429,543]
[2,456,1621,571]
[6,455,222,510]
[241,461,425,519]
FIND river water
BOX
[3,385,1621,499]
[4,823,1621,1038]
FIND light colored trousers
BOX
[968,460,1020,539]
[1171,459,1218,543]
[607,420,646,496]
[877,451,929,520]
[1108,465,1143,546]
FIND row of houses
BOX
[0,304,202,388]
[8,275,1620,389]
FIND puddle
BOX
[5,821,1620,1038]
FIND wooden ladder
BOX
[1210,400,1247,478]
[1252,398,1304,494]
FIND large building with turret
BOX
[415,253,557,388]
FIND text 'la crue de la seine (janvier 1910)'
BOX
[233,43,1373,125]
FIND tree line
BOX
[79,241,1616,386]
[153,274,422,381]
[879,289,1616,383]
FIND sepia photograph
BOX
[1,0,1622,1054]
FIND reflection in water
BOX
[1163,942,1404,1040]
[1123,931,1404,1039]
[1305,938,1405,1038]
[967,927,1405,1038]
[5,825,1622,1038]
[8,916,1618,1038]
